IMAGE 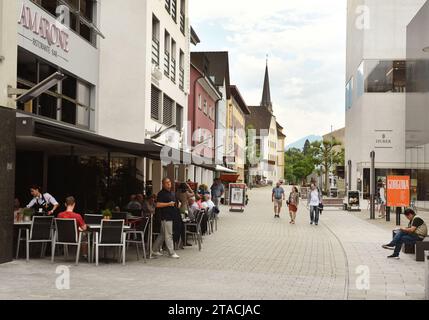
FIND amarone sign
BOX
[18,2,70,53]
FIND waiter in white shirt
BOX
[26,185,59,216]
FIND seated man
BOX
[382,208,428,259]
[58,196,88,257]
[127,194,142,211]
[187,197,200,221]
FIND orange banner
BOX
[387,176,410,207]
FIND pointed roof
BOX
[261,61,273,112]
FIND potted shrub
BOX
[102,209,112,220]
[22,208,33,222]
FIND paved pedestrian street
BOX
[0,187,425,300]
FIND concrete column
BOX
[152,160,162,194]
[167,164,176,191]
[136,157,145,193]
[0,107,15,263]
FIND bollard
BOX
[426,251,429,300]
[386,206,390,222]
[396,207,402,226]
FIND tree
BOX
[303,139,311,156]
[311,139,344,194]
[284,148,318,185]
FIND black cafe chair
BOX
[125,216,150,263]
[184,210,204,251]
[84,214,103,225]
[52,219,90,265]
[94,220,126,266]
[112,212,129,222]
[20,216,54,262]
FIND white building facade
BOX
[345,0,426,198]
[99,0,191,193]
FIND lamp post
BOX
[370,151,376,220]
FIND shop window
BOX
[38,93,58,119]
[61,76,77,125]
[79,0,94,21]
[17,49,37,84]
[365,60,406,93]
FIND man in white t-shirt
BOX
[378,185,386,218]
[307,184,322,226]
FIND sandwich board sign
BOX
[229,183,246,212]
[387,176,410,208]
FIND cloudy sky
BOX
[190,0,347,144]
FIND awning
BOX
[200,164,237,173]
[16,114,162,159]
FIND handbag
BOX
[318,203,324,211]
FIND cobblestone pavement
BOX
[0,188,425,300]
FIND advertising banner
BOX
[387,176,410,207]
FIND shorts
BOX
[274,199,283,208]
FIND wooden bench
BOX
[322,198,345,210]
[416,237,429,262]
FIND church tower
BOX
[260,61,273,113]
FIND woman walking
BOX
[288,186,300,224]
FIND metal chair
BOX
[112,212,128,221]
[52,219,90,265]
[84,214,103,225]
[94,220,126,266]
[184,210,204,251]
[19,216,54,262]
[125,217,150,262]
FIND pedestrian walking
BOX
[288,186,300,224]
[152,178,180,259]
[210,178,225,209]
[307,184,322,226]
[272,182,285,218]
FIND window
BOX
[180,0,186,35]
[203,100,207,115]
[176,104,183,132]
[163,94,174,126]
[164,31,171,77]
[345,78,353,110]
[152,15,160,66]
[179,50,185,90]
[171,0,177,22]
[32,0,97,46]
[198,94,202,109]
[365,60,406,93]
[151,85,161,120]
[16,48,93,129]
[170,39,176,83]
[356,61,364,99]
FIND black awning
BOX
[16,116,161,159]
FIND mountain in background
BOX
[286,135,322,151]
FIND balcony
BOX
[151,38,160,66]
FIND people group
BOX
[17,178,225,261]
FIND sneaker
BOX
[152,251,163,257]
[310,221,313,225]
[170,253,180,259]
[382,244,395,250]
[387,254,400,259]
[315,223,318,226]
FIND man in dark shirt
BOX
[152,178,180,259]
[382,209,428,259]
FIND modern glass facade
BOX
[406,0,429,210]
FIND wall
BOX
[0,0,18,109]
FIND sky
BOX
[190,0,347,144]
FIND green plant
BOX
[23,208,33,217]
[101,209,112,218]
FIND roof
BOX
[190,51,231,99]
[246,106,274,133]
[190,27,200,46]
[230,85,251,115]
[276,122,286,138]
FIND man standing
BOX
[382,209,428,259]
[307,184,322,226]
[26,185,59,216]
[272,182,285,218]
[152,178,180,259]
[210,178,225,208]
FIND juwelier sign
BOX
[17,0,99,85]
[375,130,393,149]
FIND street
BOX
[0,187,425,300]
